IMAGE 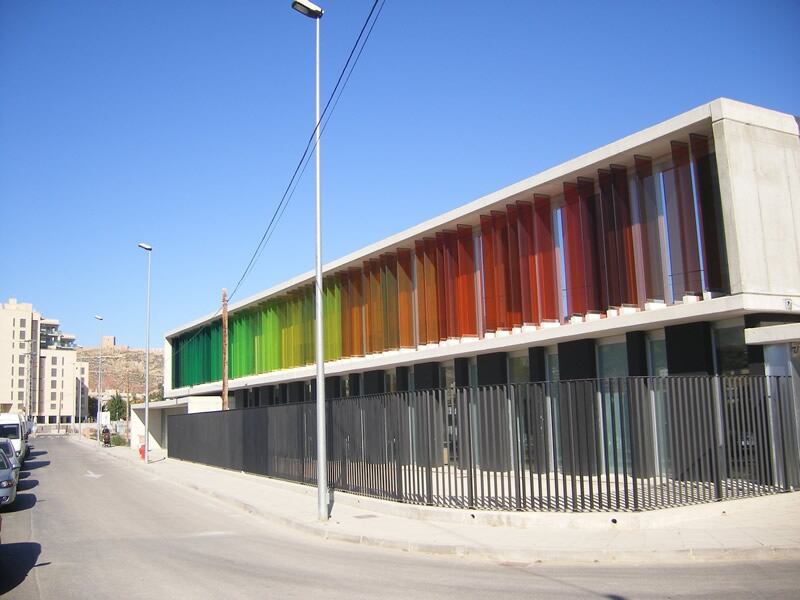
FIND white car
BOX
[0,451,16,508]
[0,439,21,483]
[0,414,28,462]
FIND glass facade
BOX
[172,133,727,389]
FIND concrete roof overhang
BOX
[164,97,799,340]
[165,292,800,398]
[131,398,188,411]
[745,323,800,346]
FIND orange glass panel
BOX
[456,225,477,336]
[362,261,373,353]
[423,238,439,343]
[348,268,364,356]
[339,271,351,357]
[397,248,414,348]
[516,201,538,325]
[414,241,427,345]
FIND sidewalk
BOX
[66,434,800,564]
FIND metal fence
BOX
[167,375,800,512]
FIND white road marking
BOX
[85,470,103,478]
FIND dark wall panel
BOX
[454,357,470,387]
[528,347,546,382]
[558,339,597,380]
[414,362,440,390]
[396,366,410,392]
[665,322,714,375]
[477,352,508,386]
[348,373,361,397]
[364,370,385,395]
[626,331,648,376]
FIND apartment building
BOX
[0,299,89,424]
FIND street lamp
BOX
[138,242,153,463]
[94,315,103,443]
[291,0,327,521]
[75,345,84,436]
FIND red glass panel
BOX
[480,215,497,333]
[634,155,665,302]
[598,169,621,308]
[664,141,702,297]
[506,204,523,327]
[516,201,537,325]
[491,211,511,329]
[533,194,558,321]
[611,165,638,305]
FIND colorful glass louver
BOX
[172,134,727,388]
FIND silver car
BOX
[0,438,20,483]
[0,450,16,508]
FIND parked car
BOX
[0,414,27,461]
[0,451,17,508]
[0,439,20,483]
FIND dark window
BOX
[0,424,19,440]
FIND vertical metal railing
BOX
[166,374,799,512]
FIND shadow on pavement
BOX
[22,461,50,471]
[17,472,30,480]
[0,542,42,594]
[16,479,38,492]
[27,450,47,459]
[2,493,36,513]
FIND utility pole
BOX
[221,288,229,410]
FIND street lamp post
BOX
[94,315,103,443]
[138,243,153,463]
[291,0,327,521]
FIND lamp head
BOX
[291,0,323,19]
[94,315,103,321]
[138,243,153,251]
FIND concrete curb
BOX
[64,436,800,565]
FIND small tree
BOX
[107,393,126,421]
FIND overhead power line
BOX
[171,1,386,360]
[229,0,385,302]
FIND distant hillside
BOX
[77,346,164,398]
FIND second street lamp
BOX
[94,315,103,443]
[138,242,153,463]
[291,0,327,522]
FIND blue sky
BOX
[1,0,798,349]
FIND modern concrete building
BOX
[0,299,90,424]
[162,99,800,420]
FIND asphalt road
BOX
[1,436,798,599]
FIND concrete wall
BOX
[132,395,222,451]
[713,100,800,296]
[187,396,222,413]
